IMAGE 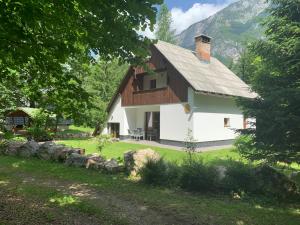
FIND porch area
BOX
[125,105,160,141]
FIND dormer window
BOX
[150,79,156,89]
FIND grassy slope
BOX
[0,156,299,225]
[58,138,240,162]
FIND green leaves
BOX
[0,0,162,130]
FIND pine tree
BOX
[237,0,300,164]
[155,4,176,44]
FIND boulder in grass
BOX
[65,153,88,167]
[85,153,106,169]
[52,145,77,162]
[17,140,39,158]
[4,141,24,156]
[215,165,227,180]
[104,158,122,172]
[73,148,85,155]
[124,149,160,176]
[36,141,58,160]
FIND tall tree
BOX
[81,59,128,135]
[232,48,257,84]
[236,0,300,164]
[0,0,162,128]
[155,4,176,43]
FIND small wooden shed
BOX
[5,107,41,130]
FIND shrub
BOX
[139,158,180,187]
[97,134,113,152]
[27,127,53,142]
[184,129,198,161]
[252,165,299,199]
[179,158,218,193]
[217,160,256,194]
[3,131,14,140]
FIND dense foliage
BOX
[81,59,128,135]
[236,0,300,164]
[0,0,162,130]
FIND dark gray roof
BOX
[154,41,257,98]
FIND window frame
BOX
[150,79,157,89]
[224,118,230,127]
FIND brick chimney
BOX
[195,35,211,62]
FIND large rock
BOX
[17,140,39,158]
[1,141,24,156]
[65,153,88,167]
[85,153,105,169]
[124,149,160,176]
[36,142,58,160]
[36,141,83,162]
[104,158,122,172]
[215,165,227,180]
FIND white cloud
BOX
[137,26,156,39]
[171,1,237,34]
[139,0,237,38]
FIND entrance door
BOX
[108,123,120,138]
[145,112,160,140]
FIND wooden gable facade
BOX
[108,45,190,111]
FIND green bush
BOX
[3,131,14,140]
[138,156,299,200]
[179,158,218,193]
[139,158,180,187]
[27,127,53,142]
[217,160,256,194]
[252,165,299,199]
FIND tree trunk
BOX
[55,116,59,132]
[92,123,101,137]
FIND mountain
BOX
[176,0,269,65]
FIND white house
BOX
[103,35,256,147]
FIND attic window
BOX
[224,118,230,127]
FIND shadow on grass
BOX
[0,155,300,225]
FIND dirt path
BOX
[1,171,198,225]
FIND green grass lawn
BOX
[55,125,94,135]
[58,138,240,162]
[0,155,299,225]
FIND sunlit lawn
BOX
[58,138,240,162]
[55,125,94,135]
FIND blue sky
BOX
[164,0,231,11]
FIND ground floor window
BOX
[224,118,230,127]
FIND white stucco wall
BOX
[160,103,192,141]
[104,90,245,142]
[104,96,128,136]
[192,93,244,142]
